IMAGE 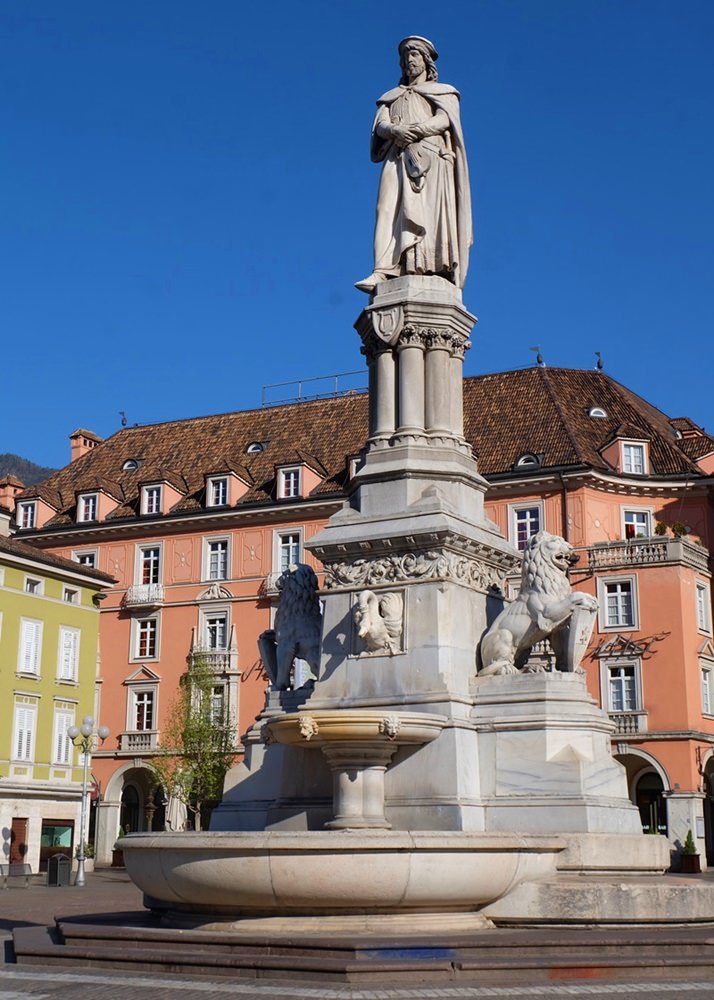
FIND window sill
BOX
[15,672,40,680]
[56,679,78,686]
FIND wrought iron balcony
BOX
[584,537,709,574]
[122,584,165,608]
[118,730,159,752]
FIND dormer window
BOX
[142,485,162,515]
[622,443,646,475]
[122,459,141,471]
[514,453,541,470]
[18,501,36,530]
[208,476,228,507]
[278,467,301,500]
[78,493,98,523]
[246,442,265,455]
[589,407,608,418]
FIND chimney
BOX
[0,476,23,535]
[69,428,103,463]
[0,475,24,510]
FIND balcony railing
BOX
[584,537,709,574]
[189,648,234,672]
[262,572,282,597]
[122,584,165,608]
[609,712,646,735]
[118,730,159,752]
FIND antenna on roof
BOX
[595,352,604,371]
[119,410,128,427]
[529,346,544,367]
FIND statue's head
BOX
[398,35,438,84]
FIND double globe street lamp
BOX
[67,715,110,887]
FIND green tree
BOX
[150,656,238,831]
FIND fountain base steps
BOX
[13,907,714,986]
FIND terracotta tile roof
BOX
[0,533,115,583]
[16,368,706,529]
[679,436,714,460]
[0,474,25,488]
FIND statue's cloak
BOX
[371,83,473,286]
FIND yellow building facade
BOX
[0,535,113,873]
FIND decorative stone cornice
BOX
[322,541,519,594]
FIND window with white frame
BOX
[12,702,37,762]
[18,618,42,675]
[208,477,228,507]
[606,663,639,712]
[25,577,43,595]
[510,504,543,552]
[622,443,646,475]
[696,582,711,633]
[209,684,226,724]
[78,493,98,522]
[74,550,97,568]
[134,618,158,659]
[623,509,651,540]
[701,664,713,716]
[52,708,75,765]
[138,545,161,585]
[58,627,80,681]
[142,485,162,515]
[205,538,229,581]
[204,611,229,650]
[277,531,301,572]
[601,578,636,629]
[278,467,301,500]
[63,587,79,604]
[132,689,155,730]
[18,501,36,529]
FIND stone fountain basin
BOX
[121,830,564,916]
[267,709,446,747]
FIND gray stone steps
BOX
[12,921,714,985]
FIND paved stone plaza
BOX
[3,870,714,999]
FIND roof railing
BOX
[262,371,367,408]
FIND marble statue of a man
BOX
[356,36,472,293]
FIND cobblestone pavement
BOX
[1,969,714,999]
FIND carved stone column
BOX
[362,335,397,446]
[322,745,396,830]
[396,328,427,438]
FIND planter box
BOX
[680,853,701,874]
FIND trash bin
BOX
[47,853,71,887]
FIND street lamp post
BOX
[67,715,110,887]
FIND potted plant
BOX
[680,829,701,874]
[654,521,668,537]
[74,841,95,873]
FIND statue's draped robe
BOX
[370,82,472,288]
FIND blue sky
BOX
[3,0,712,468]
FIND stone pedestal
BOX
[472,672,669,872]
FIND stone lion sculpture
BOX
[258,563,322,690]
[479,531,598,676]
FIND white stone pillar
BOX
[449,346,466,439]
[374,347,396,441]
[425,336,452,435]
[397,335,425,435]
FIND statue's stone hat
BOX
[398,35,438,62]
